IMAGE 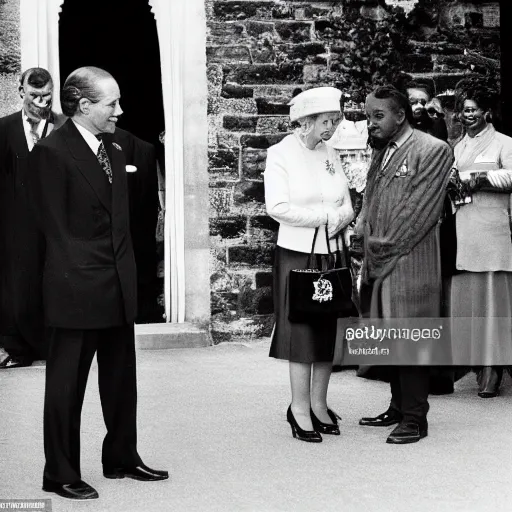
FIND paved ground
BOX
[1,341,511,512]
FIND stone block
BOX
[255,270,273,288]
[221,83,255,99]
[210,314,274,343]
[275,21,313,42]
[256,115,291,134]
[211,291,239,315]
[208,147,240,174]
[210,187,234,217]
[253,84,301,101]
[213,1,276,21]
[218,131,242,149]
[288,42,327,60]
[207,64,224,96]
[233,180,265,204]
[410,41,465,56]
[303,63,331,83]
[251,47,277,63]
[241,148,267,179]
[237,285,273,315]
[223,63,303,84]
[245,20,275,37]
[403,53,433,73]
[223,115,259,132]
[207,21,247,45]
[227,243,275,266]
[240,133,287,149]
[207,45,252,64]
[255,97,291,115]
[210,216,247,239]
[210,96,258,116]
[432,54,467,73]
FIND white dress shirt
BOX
[22,110,54,152]
[72,120,101,155]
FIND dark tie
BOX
[95,134,113,184]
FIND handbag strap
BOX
[307,225,333,269]
[335,230,351,268]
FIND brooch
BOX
[395,159,409,178]
[325,160,335,176]
[112,142,122,151]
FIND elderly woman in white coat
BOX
[264,87,354,442]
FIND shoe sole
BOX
[103,473,169,481]
[42,487,99,500]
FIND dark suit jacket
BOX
[0,111,44,345]
[27,119,137,329]
[108,129,159,289]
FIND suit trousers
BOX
[43,325,142,484]
[388,366,430,425]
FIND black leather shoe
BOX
[359,410,401,427]
[42,478,98,500]
[310,408,340,435]
[386,422,428,444]
[286,406,322,443]
[103,463,169,481]
[0,355,33,369]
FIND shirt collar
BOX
[390,124,414,149]
[72,120,101,154]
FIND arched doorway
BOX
[59,0,164,147]
[59,0,166,323]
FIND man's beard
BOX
[26,103,51,121]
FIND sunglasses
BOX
[427,109,444,118]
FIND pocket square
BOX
[395,160,409,178]
[125,165,137,173]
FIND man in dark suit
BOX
[109,128,160,323]
[0,67,63,369]
[28,66,168,501]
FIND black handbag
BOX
[288,226,356,322]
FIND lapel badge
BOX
[395,159,409,178]
[112,142,122,151]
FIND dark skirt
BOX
[269,246,337,363]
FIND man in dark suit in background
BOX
[0,68,63,369]
[28,66,168,501]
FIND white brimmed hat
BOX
[288,86,342,122]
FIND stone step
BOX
[135,322,211,350]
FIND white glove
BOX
[486,170,512,190]
[326,208,345,239]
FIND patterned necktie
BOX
[96,134,113,184]
[28,119,40,145]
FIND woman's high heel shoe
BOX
[287,406,322,443]
[311,408,341,435]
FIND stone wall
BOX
[206,0,500,342]
[0,0,21,118]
